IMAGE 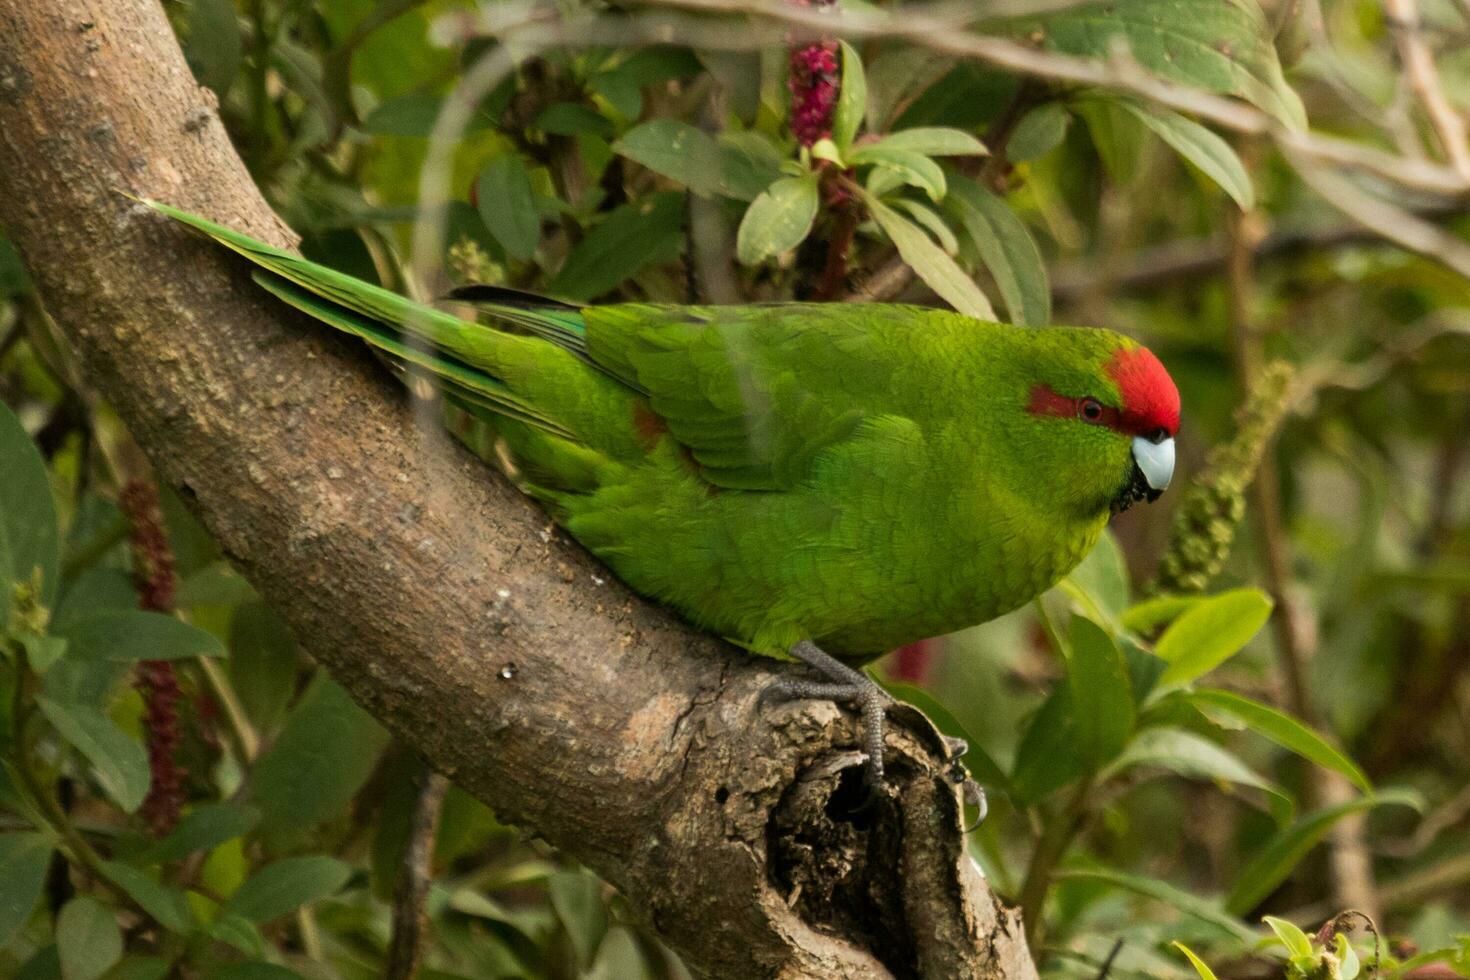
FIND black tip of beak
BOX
[1112,461,1165,514]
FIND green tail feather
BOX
[148,199,575,438]
[251,273,573,437]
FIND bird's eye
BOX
[1079,397,1104,423]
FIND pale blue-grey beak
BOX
[1132,435,1175,493]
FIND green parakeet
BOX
[146,200,1179,789]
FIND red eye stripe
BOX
[1026,385,1130,434]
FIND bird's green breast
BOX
[561,400,1113,664]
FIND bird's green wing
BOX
[574,303,934,491]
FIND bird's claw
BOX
[937,735,989,829]
[765,641,988,822]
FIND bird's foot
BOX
[763,640,895,801]
[764,641,989,823]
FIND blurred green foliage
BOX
[3,0,1470,976]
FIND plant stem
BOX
[7,650,130,906]
[1017,777,1091,950]
[1032,597,1066,658]
[196,657,260,763]
[61,516,130,579]
[386,766,450,980]
[811,193,861,300]
[1225,185,1381,920]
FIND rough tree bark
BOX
[0,4,1037,977]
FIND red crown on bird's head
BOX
[1108,346,1180,439]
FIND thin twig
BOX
[1094,938,1124,980]
[812,197,861,300]
[386,768,451,980]
[1287,147,1470,282]
[1226,183,1382,921]
[609,0,1470,197]
[1050,202,1464,300]
[1384,0,1470,180]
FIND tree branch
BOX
[0,2,1036,977]
[1384,0,1470,180]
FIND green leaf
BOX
[53,569,140,632]
[549,870,608,969]
[56,897,122,980]
[894,63,1016,130]
[476,156,541,261]
[1068,616,1135,769]
[587,926,652,980]
[1007,103,1070,162]
[868,127,988,157]
[174,561,256,608]
[534,103,615,138]
[251,676,389,836]
[867,195,996,320]
[105,957,171,980]
[143,803,260,864]
[1057,530,1129,629]
[1054,868,1253,941]
[810,138,843,167]
[1113,100,1255,209]
[851,146,946,201]
[0,234,32,295]
[735,175,821,265]
[613,120,723,198]
[207,964,308,980]
[882,682,1011,793]
[224,856,351,923]
[227,603,299,737]
[1010,687,1085,803]
[1105,726,1290,820]
[0,833,53,947]
[36,697,149,813]
[1226,790,1420,914]
[1263,915,1313,957]
[361,95,438,137]
[205,911,265,956]
[698,50,762,122]
[361,94,495,138]
[99,862,192,933]
[1173,941,1224,980]
[1155,588,1273,686]
[1008,0,1307,129]
[715,131,785,201]
[1121,594,1201,633]
[587,71,643,120]
[832,41,867,152]
[1190,689,1370,793]
[1123,637,1167,704]
[865,48,954,131]
[183,0,241,99]
[600,47,702,89]
[21,634,68,674]
[945,178,1050,326]
[41,652,128,712]
[893,199,959,255]
[1075,97,1147,184]
[549,192,684,300]
[1334,933,1360,980]
[0,401,59,622]
[53,611,225,662]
